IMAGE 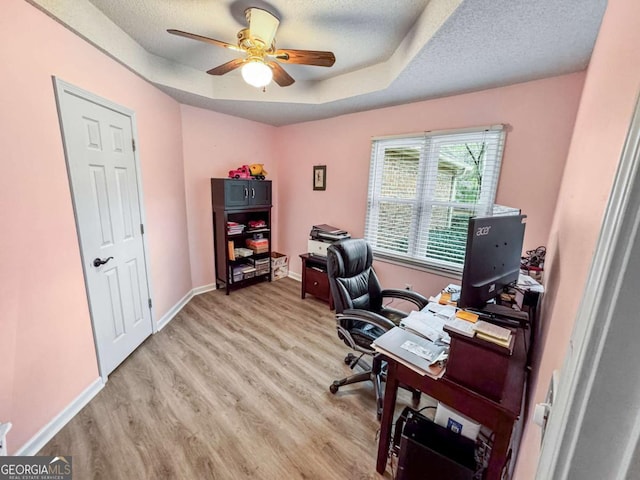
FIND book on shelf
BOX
[234,247,253,258]
[228,241,235,261]
[227,221,245,234]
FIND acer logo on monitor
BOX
[476,226,492,236]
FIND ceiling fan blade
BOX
[167,29,240,51]
[273,49,336,67]
[268,62,295,87]
[246,8,280,48]
[207,58,246,76]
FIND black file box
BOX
[395,408,477,480]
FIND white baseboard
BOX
[192,283,216,296]
[156,283,216,332]
[288,272,301,282]
[13,284,219,456]
[15,378,104,456]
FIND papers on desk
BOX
[400,301,478,343]
[517,273,544,293]
[429,284,461,305]
[373,327,446,379]
[400,310,449,343]
[423,302,457,320]
[444,318,476,338]
[399,340,447,365]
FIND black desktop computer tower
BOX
[395,408,477,480]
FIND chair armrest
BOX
[381,288,429,309]
[340,309,396,331]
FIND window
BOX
[364,125,508,275]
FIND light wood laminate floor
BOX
[40,278,426,479]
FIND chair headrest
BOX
[328,238,373,278]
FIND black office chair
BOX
[327,238,428,418]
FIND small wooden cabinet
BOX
[300,253,333,309]
[211,178,272,294]
[215,179,272,208]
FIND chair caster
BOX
[329,382,339,394]
[344,353,355,365]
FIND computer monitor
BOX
[458,213,527,310]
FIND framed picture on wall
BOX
[313,165,327,191]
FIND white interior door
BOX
[55,79,152,378]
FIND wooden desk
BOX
[376,329,527,479]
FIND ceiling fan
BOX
[168,7,335,88]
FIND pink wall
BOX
[180,105,277,288]
[0,0,191,452]
[515,0,640,477]
[275,73,584,294]
[1,0,623,469]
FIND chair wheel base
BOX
[344,353,355,365]
[329,382,339,394]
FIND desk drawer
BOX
[305,266,330,301]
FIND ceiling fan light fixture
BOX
[241,60,273,88]
[168,7,334,88]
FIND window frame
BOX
[364,125,506,276]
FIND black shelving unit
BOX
[211,178,272,294]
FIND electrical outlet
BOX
[405,283,412,290]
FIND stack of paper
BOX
[474,321,513,348]
[227,221,245,234]
[444,318,476,338]
[400,310,447,343]
[422,302,457,321]
[399,340,447,365]
[372,327,446,379]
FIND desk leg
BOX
[301,261,306,299]
[486,419,513,480]
[376,361,399,474]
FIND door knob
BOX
[93,256,114,267]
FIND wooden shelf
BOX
[211,178,273,295]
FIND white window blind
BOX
[364,125,507,274]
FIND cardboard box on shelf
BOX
[272,265,288,281]
[271,252,288,268]
[270,252,289,280]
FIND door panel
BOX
[56,82,152,377]
[225,180,249,207]
[251,181,272,205]
[115,167,135,239]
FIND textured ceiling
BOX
[29,0,607,126]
